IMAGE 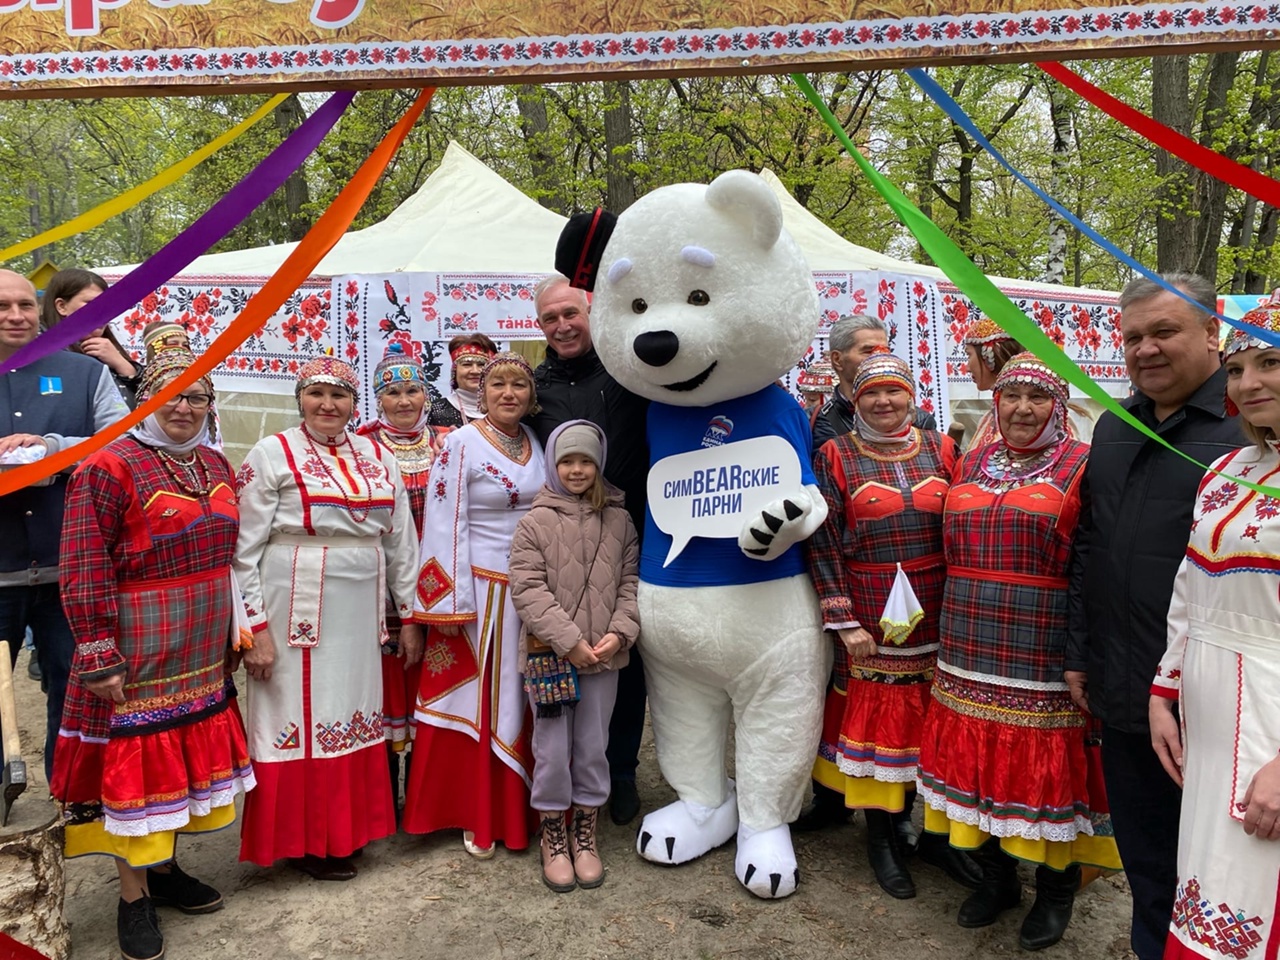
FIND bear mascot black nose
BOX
[633,330,681,368]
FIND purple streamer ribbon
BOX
[2,90,356,375]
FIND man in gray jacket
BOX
[0,269,128,780]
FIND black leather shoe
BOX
[957,843,1022,928]
[118,896,164,960]
[1019,864,1080,950]
[26,654,41,681]
[147,860,223,914]
[917,832,984,889]
[865,809,916,899]
[609,779,641,826]
[289,854,358,881]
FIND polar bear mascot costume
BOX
[555,170,831,900]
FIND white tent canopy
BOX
[110,141,568,276]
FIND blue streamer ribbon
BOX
[907,67,1280,349]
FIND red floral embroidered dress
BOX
[357,420,439,750]
[401,421,544,850]
[52,438,255,866]
[233,425,420,865]
[808,428,955,811]
[918,438,1121,871]
[1154,444,1280,960]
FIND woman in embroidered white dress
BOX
[1151,307,1280,960]
[403,352,545,858]
[234,356,423,881]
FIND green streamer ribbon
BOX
[790,73,1273,498]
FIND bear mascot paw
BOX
[557,169,832,900]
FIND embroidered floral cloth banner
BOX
[104,273,334,394]
[1,0,1276,95]
[106,268,1123,432]
[932,281,1126,400]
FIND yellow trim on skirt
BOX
[812,756,911,812]
[922,805,1124,872]
[65,804,237,868]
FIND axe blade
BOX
[2,757,27,826]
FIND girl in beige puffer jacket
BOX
[509,419,640,895]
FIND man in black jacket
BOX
[1066,273,1242,960]
[525,274,651,825]
[812,314,936,450]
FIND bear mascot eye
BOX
[687,289,711,306]
[632,298,648,314]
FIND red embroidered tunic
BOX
[357,420,439,750]
[51,437,254,862]
[808,428,955,808]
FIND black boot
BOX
[792,782,849,832]
[917,832,984,889]
[1019,864,1080,950]
[891,794,919,856]
[956,841,1022,928]
[865,808,916,899]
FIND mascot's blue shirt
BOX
[641,384,816,587]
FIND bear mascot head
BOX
[561,170,820,406]
[555,170,831,900]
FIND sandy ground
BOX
[9,646,1138,960]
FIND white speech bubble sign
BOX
[647,435,803,567]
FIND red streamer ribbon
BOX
[0,87,436,496]
[1039,61,1280,209]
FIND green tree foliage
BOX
[1,58,1278,294]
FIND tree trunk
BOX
[1043,78,1073,284]
[274,95,313,243]
[1189,52,1240,281]
[515,86,566,213]
[0,803,69,960]
[1151,55,1197,274]
[602,81,638,214]
[1247,204,1280,293]
[915,142,937,266]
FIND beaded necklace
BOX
[156,448,213,496]
[477,417,530,464]
[300,424,374,523]
[851,428,921,464]
[378,427,435,476]
[978,441,1060,492]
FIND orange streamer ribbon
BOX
[0,87,436,496]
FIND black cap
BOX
[555,207,617,292]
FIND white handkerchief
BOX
[0,445,47,465]
[879,562,924,646]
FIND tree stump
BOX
[0,785,69,960]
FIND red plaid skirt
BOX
[52,567,254,836]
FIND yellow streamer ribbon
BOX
[0,93,290,266]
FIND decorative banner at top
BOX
[1,0,1278,95]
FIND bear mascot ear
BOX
[704,170,784,250]
[555,207,619,292]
